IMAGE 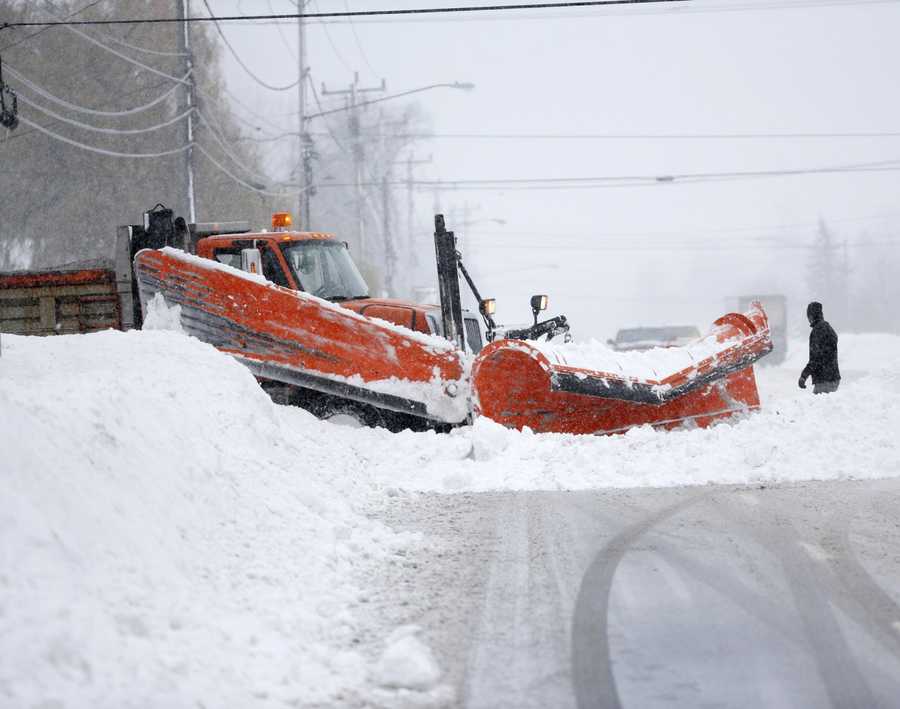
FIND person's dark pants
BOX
[814,380,840,394]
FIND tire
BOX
[314,399,387,429]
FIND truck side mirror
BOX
[530,294,548,325]
[241,248,263,276]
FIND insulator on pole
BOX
[0,55,20,130]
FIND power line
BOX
[194,142,311,198]
[319,130,900,141]
[5,65,188,117]
[62,23,188,84]
[17,101,303,189]
[424,156,900,184]
[309,156,900,190]
[44,0,190,58]
[343,0,380,78]
[195,109,275,183]
[260,126,900,143]
[473,238,900,253]
[315,3,355,74]
[105,0,895,29]
[306,0,900,24]
[305,83,472,120]
[200,0,300,92]
[3,77,175,143]
[0,0,104,51]
[5,0,896,34]
[0,1,693,32]
[463,210,900,240]
[91,26,189,58]
[308,74,350,153]
[269,0,298,60]
[16,115,193,158]
[16,93,193,135]
[193,81,289,137]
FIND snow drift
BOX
[0,330,411,708]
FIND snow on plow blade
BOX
[133,248,468,423]
[472,303,773,435]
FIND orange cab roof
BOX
[200,230,335,243]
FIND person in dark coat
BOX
[799,301,840,394]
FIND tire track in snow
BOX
[818,490,900,663]
[724,498,880,709]
[570,494,705,709]
[463,492,535,708]
[572,491,808,649]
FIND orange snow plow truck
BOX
[0,205,772,434]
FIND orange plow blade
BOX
[133,248,468,423]
[471,303,773,435]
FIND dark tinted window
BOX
[261,248,291,288]
[464,317,483,353]
[214,249,242,269]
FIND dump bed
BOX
[0,228,136,336]
[0,256,138,338]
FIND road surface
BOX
[358,478,900,708]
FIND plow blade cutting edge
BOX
[472,303,773,435]
[134,248,469,423]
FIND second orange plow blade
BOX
[472,303,773,435]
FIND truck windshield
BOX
[281,241,369,301]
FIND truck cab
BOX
[195,215,485,353]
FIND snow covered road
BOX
[366,480,900,709]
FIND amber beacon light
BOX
[271,212,293,231]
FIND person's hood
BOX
[807,301,824,325]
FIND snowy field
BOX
[2,328,899,706]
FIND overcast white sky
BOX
[210,0,900,338]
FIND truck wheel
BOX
[315,400,386,429]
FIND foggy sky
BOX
[213,0,900,339]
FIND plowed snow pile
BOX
[0,331,411,708]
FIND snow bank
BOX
[348,333,900,492]
[0,330,409,708]
[3,326,898,705]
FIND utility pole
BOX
[175,0,196,224]
[322,73,386,261]
[382,171,395,296]
[296,2,309,229]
